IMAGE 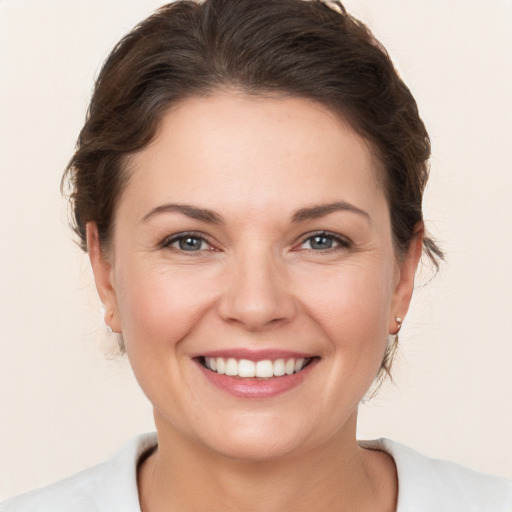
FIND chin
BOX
[204,426,307,463]
[189,406,350,464]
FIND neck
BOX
[138,412,397,512]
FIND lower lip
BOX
[196,359,318,399]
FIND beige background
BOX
[1,0,511,500]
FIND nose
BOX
[217,248,297,331]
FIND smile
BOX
[195,350,319,398]
[201,357,311,378]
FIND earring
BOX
[394,316,403,335]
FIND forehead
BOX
[122,92,386,221]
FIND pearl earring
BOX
[394,316,403,334]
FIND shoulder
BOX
[0,433,157,512]
[360,438,512,512]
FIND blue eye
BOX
[300,232,350,251]
[306,235,335,250]
[163,233,211,252]
[177,236,205,251]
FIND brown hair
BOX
[63,0,443,380]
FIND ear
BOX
[388,222,424,334]
[86,222,122,333]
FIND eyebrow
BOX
[141,200,369,225]
[141,203,224,224]
[291,201,371,223]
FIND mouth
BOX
[198,356,314,378]
[194,351,319,398]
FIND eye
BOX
[299,232,351,251]
[162,232,213,252]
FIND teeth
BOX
[238,359,256,378]
[216,358,226,375]
[273,359,285,376]
[294,358,305,372]
[225,358,238,376]
[256,360,274,378]
[203,356,310,378]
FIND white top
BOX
[2,433,511,511]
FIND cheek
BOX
[113,264,221,423]
[296,260,394,351]
[115,263,219,352]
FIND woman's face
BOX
[89,93,420,461]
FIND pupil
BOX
[312,236,332,250]
[179,237,202,251]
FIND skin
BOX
[88,93,423,511]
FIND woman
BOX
[2,0,511,510]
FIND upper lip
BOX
[191,348,316,361]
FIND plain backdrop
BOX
[1,0,511,500]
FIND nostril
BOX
[217,290,297,330]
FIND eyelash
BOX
[160,230,352,254]
[296,231,352,252]
[160,231,215,253]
